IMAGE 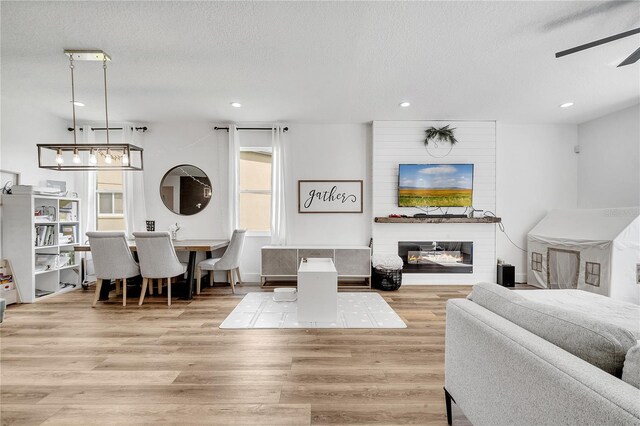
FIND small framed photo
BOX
[298,180,363,213]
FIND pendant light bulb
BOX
[122,150,129,166]
[72,148,81,164]
[89,149,97,165]
[55,149,64,165]
[104,149,113,164]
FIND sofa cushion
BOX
[515,289,640,339]
[623,342,640,389]
[468,282,637,377]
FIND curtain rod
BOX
[214,126,288,132]
[67,126,148,132]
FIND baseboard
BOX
[400,282,472,286]
[516,272,527,283]
[241,272,261,283]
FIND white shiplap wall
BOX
[372,120,497,285]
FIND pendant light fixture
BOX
[37,50,143,171]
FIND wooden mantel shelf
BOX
[374,216,502,224]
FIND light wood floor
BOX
[1,283,472,425]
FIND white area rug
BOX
[219,292,407,329]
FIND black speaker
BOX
[497,264,515,287]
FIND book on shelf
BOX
[35,289,54,297]
[59,225,77,244]
[0,272,14,290]
[34,225,55,247]
[59,200,78,222]
[58,252,72,268]
[58,211,78,222]
[35,254,58,272]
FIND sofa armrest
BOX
[445,299,640,426]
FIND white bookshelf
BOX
[1,194,81,303]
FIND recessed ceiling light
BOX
[230,102,242,108]
[70,101,85,107]
[399,101,411,107]
[560,102,574,108]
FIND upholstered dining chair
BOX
[196,229,246,294]
[133,232,187,306]
[86,232,140,307]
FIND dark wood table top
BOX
[74,239,229,252]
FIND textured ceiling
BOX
[1,1,639,124]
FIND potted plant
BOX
[424,125,458,147]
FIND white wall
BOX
[143,121,229,239]
[577,104,640,209]
[285,124,371,246]
[372,120,497,285]
[1,104,75,190]
[496,123,578,281]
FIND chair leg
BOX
[149,279,154,296]
[209,270,214,287]
[167,277,171,306]
[92,279,103,307]
[139,278,148,306]
[158,279,163,295]
[122,278,127,306]
[235,267,243,285]
[196,266,201,295]
[115,279,121,295]
[228,270,235,294]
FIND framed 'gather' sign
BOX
[298,180,363,213]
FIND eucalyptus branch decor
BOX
[424,125,458,158]
[424,125,458,146]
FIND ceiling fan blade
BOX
[556,27,640,58]
[618,46,640,67]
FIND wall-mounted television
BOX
[398,164,474,207]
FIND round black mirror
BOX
[160,165,212,215]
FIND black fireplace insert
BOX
[398,241,473,274]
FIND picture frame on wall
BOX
[298,180,363,213]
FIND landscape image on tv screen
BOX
[398,164,473,207]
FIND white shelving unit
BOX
[1,194,81,303]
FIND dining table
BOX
[74,239,230,300]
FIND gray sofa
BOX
[445,283,640,426]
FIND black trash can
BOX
[372,266,402,291]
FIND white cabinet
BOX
[261,245,371,288]
[2,194,81,303]
[297,258,337,323]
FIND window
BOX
[97,192,123,215]
[96,154,125,231]
[531,252,543,272]
[585,262,601,287]
[239,148,272,232]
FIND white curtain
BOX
[228,125,240,235]
[78,125,96,242]
[270,125,287,245]
[122,125,147,237]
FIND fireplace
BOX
[398,241,473,274]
